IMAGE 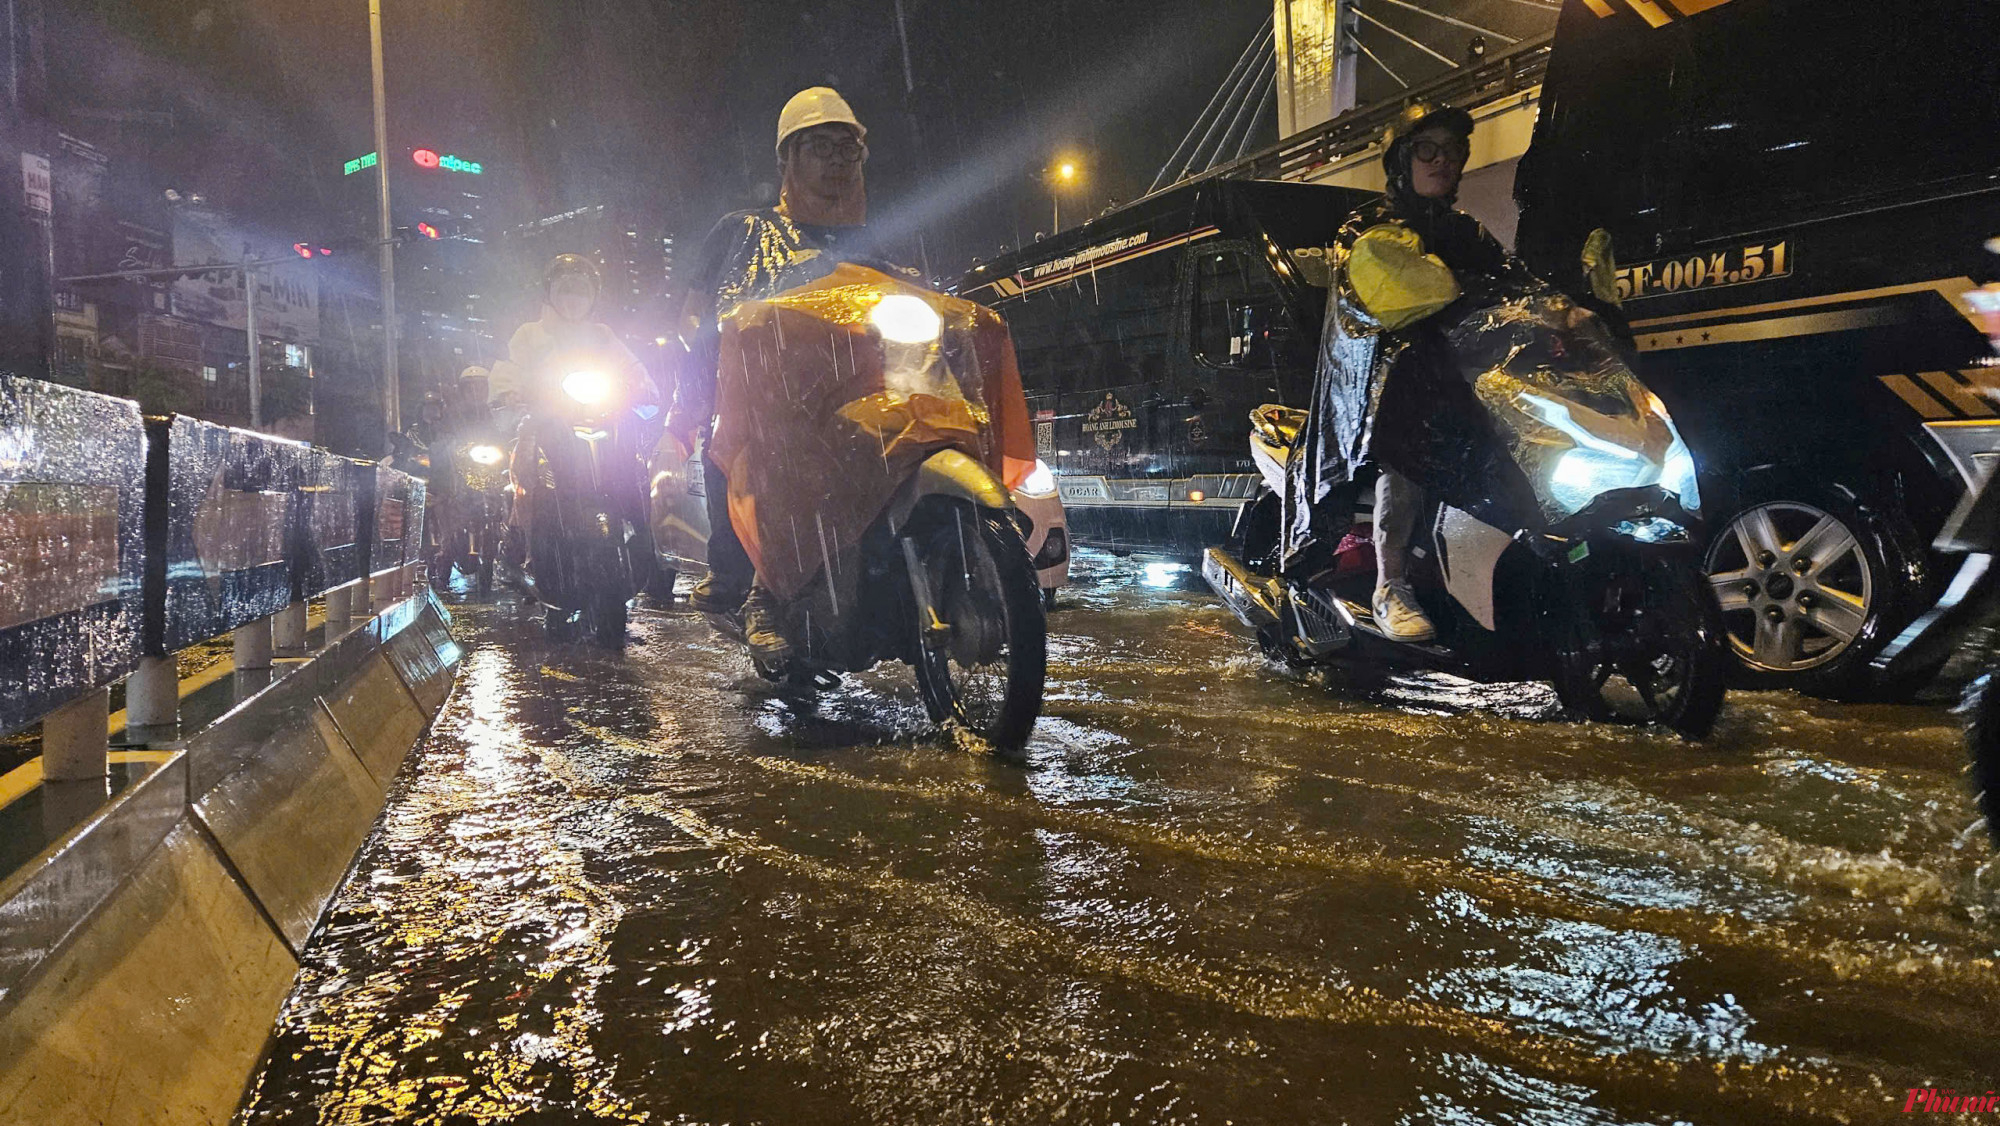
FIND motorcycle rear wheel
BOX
[910,508,1047,753]
[1553,553,1728,740]
[590,592,628,649]
[1963,674,2000,849]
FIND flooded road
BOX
[240,552,2000,1125]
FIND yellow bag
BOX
[1348,223,1460,331]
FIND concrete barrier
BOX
[0,589,461,1125]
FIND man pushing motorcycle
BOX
[667,86,877,669]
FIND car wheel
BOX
[1702,486,1928,697]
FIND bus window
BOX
[1193,243,1290,370]
[1003,244,1178,396]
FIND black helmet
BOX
[1382,100,1474,206]
[544,253,601,292]
[1382,101,1474,156]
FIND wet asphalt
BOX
[237,551,2000,1125]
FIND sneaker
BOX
[742,585,795,673]
[689,573,749,614]
[1372,581,1437,642]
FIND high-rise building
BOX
[337,142,520,400]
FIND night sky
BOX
[51,0,1550,283]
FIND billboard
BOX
[170,208,320,345]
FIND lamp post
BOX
[368,0,399,437]
[1050,160,1078,233]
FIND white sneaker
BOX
[1372,581,1437,642]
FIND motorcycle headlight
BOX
[1659,435,1701,513]
[1018,458,1058,498]
[466,443,504,466]
[563,369,613,405]
[869,294,942,344]
[1550,447,1643,514]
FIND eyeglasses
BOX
[1410,137,1471,164]
[798,135,868,164]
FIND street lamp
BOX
[1049,159,1081,234]
[368,0,400,437]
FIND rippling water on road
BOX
[240,552,2000,1125]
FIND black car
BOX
[960,180,1373,556]
[1514,0,2000,694]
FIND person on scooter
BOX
[667,86,875,667]
[1289,101,1540,642]
[424,365,494,585]
[490,255,652,532]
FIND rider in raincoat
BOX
[667,86,878,665]
[1284,101,1545,641]
[489,254,651,531]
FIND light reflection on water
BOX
[239,554,2000,1125]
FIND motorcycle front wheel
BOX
[1552,552,1728,740]
[909,507,1047,753]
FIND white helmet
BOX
[776,87,866,157]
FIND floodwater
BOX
[239,552,2000,1125]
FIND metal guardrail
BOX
[0,372,427,741]
[1158,33,1554,195]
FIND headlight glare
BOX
[1019,459,1058,498]
[563,370,612,405]
[869,293,942,344]
[466,444,504,466]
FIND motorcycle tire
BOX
[1553,553,1728,741]
[910,508,1047,753]
[477,554,494,596]
[591,592,628,650]
[545,606,574,641]
[1963,673,2000,849]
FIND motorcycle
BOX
[517,359,659,647]
[655,261,1047,750]
[437,436,510,594]
[1204,290,1728,739]
[1872,258,2000,844]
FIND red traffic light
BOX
[293,242,314,258]
[416,222,440,240]
[412,148,440,169]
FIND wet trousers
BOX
[698,429,755,599]
[1374,468,1421,589]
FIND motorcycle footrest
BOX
[1203,548,1282,628]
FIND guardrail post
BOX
[325,583,353,628]
[274,601,309,652]
[234,616,274,670]
[41,686,110,782]
[372,571,398,614]
[125,656,179,729]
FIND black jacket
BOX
[1282,193,1541,572]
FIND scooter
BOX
[442,436,510,594]
[1872,253,2000,843]
[1205,296,1728,739]
[654,263,1047,750]
[517,361,659,647]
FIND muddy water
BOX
[239,552,2000,1125]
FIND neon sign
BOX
[342,151,379,175]
[412,149,482,175]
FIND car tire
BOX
[1701,481,1931,699]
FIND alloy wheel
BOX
[1704,501,1872,673]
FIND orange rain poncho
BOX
[711,262,1036,602]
